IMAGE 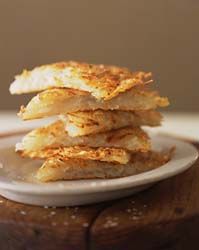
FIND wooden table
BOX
[0,139,198,250]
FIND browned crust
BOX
[18,87,169,120]
[17,146,131,164]
[61,110,162,136]
[36,149,174,181]
[13,61,153,100]
[17,120,151,153]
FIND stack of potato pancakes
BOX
[10,61,172,182]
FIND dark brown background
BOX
[0,0,198,111]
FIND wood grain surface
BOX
[0,132,198,250]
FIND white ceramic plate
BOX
[0,132,198,207]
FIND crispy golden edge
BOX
[18,87,169,120]
[62,110,162,136]
[131,147,175,164]
[18,146,131,164]
[17,120,151,153]
[36,148,174,182]
[12,61,153,100]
